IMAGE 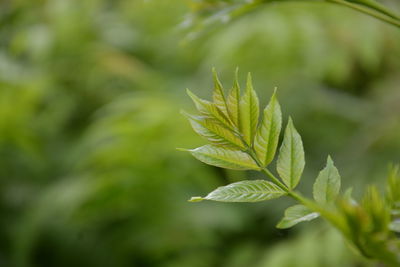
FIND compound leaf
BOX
[277,205,319,229]
[313,156,341,204]
[254,89,282,167]
[276,118,305,189]
[188,145,260,170]
[190,180,286,202]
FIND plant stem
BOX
[223,0,400,29]
[261,168,288,191]
[245,142,348,226]
[354,0,400,20]
[245,147,289,191]
[327,0,400,28]
[247,147,396,264]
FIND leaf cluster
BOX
[182,70,400,266]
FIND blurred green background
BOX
[1,0,400,266]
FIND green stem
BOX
[353,0,400,20]
[261,168,288,191]
[238,133,398,265]
[327,0,400,28]
[225,0,400,29]
[290,191,347,231]
[245,147,289,191]
[245,143,344,227]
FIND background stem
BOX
[327,0,400,28]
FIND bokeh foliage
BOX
[0,0,399,266]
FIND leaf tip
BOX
[287,116,294,127]
[212,68,224,91]
[327,155,333,164]
[272,87,278,97]
[234,66,239,75]
[234,67,240,85]
[212,67,218,80]
[276,222,287,229]
[176,147,189,152]
[186,89,198,103]
[180,109,189,117]
[246,72,253,89]
[189,196,204,202]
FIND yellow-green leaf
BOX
[254,89,282,167]
[182,111,244,149]
[190,180,286,202]
[277,205,319,229]
[361,186,390,232]
[386,165,400,216]
[226,69,240,127]
[188,145,260,170]
[212,68,229,116]
[276,118,305,190]
[239,73,259,145]
[313,156,341,204]
[186,89,233,129]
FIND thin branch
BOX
[327,0,400,28]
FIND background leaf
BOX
[386,165,400,216]
[276,118,305,190]
[361,186,390,233]
[389,220,400,232]
[313,156,341,204]
[192,180,287,202]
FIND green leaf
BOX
[276,118,305,189]
[188,145,260,170]
[212,68,229,116]
[239,73,259,145]
[254,89,282,167]
[386,165,400,216]
[276,205,319,229]
[188,197,203,202]
[343,187,357,205]
[191,180,286,202]
[343,187,353,201]
[226,68,240,127]
[182,111,245,149]
[186,89,233,129]
[313,156,341,204]
[362,186,390,232]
